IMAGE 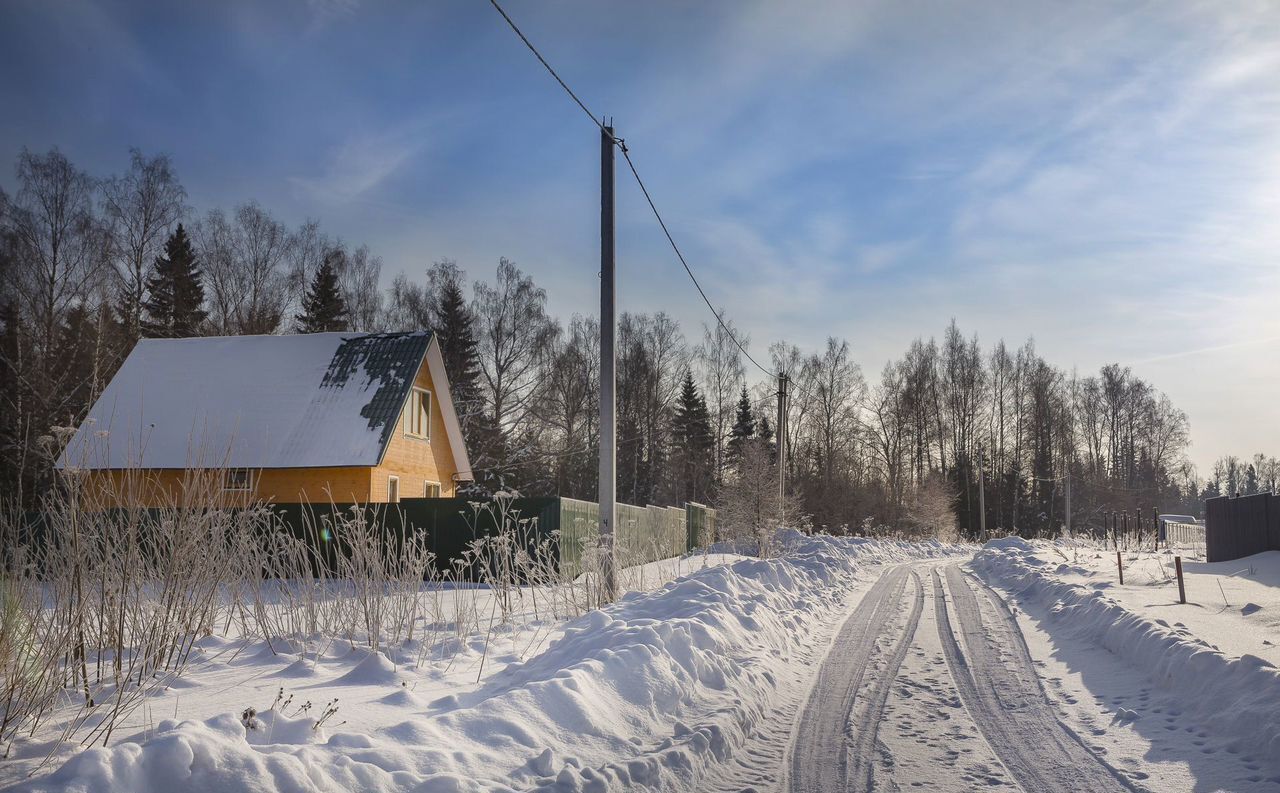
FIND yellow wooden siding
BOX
[84,467,373,508]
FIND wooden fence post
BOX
[1175,555,1186,604]
[1117,550,1124,585]
[1153,506,1160,551]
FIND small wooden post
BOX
[1153,506,1160,551]
[1117,550,1124,585]
[1175,555,1186,604]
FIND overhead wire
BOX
[485,0,817,402]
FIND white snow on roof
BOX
[59,332,430,470]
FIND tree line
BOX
[1202,454,1280,500]
[0,146,1226,537]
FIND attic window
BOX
[403,388,431,440]
[224,468,255,492]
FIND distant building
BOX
[58,331,472,506]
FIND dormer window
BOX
[403,388,432,440]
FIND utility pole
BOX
[978,450,987,538]
[1065,472,1072,536]
[599,123,617,600]
[777,373,788,523]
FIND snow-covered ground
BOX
[5,536,960,792]
[973,538,1280,792]
[15,534,1280,793]
[986,540,1280,666]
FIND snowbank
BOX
[972,540,1280,761]
[17,537,960,793]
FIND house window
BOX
[388,476,400,503]
[424,481,441,498]
[224,468,255,492]
[403,388,432,440]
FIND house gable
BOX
[372,336,472,499]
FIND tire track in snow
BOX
[787,564,922,793]
[934,565,1141,793]
[873,570,1015,791]
[844,570,924,791]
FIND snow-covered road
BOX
[791,561,1140,792]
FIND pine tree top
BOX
[296,254,349,334]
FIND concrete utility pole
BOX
[599,123,618,601]
[777,373,788,521]
[978,450,987,538]
[1065,472,1072,535]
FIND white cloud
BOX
[289,119,436,205]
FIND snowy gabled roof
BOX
[59,331,440,471]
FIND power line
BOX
[485,0,610,138]
[485,0,808,398]
[619,147,782,386]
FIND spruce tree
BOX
[757,414,775,461]
[143,224,207,338]
[758,414,774,444]
[295,253,348,333]
[672,371,715,504]
[432,275,481,427]
[727,386,756,465]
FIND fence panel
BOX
[1270,494,1280,550]
[1164,521,1206,554]
[1205,493,1273,562]
[685,502,716,551]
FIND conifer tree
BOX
[672,371,715,504]
[431,269,481,427]
[142,224,207,338]
[727,386,756,465]
[295,252,348,333]
[757,414,776,461]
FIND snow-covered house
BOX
[58,331,472,506]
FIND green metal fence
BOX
[685,502,716,550]
[552,499,698,576]
[25,496,716,581]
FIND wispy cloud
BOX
[289,119,435,205]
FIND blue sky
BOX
[2,0,1278,474]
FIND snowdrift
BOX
[972,540,1280,761]
[17,537,959,793]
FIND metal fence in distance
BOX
[1163,521,1206,555]
[1204,492,1280,562]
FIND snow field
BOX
[972,538,1280,772]
[12,536,962,793]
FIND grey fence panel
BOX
[1270,494,1280,550]
[1205,493,1274,562]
